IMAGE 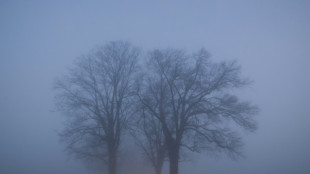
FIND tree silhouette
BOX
[130,107,167,174]
[55,41,140,174]
[136,48,258,174]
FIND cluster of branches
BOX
[54,41,258,174]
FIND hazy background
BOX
[1,1,310,174]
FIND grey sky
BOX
[1,1,310,174]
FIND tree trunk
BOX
[155,159,164,174]
[155,166,162,174]
[168,144,179,174]
[169,154,178,174]
[108,151,117,174]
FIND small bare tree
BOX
[137,48,258,174]
[54,41,140,174]
[130,107,167,174]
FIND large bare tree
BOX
[137,48,258,174]
[54,41,140,174]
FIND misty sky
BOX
[1,1,310,174]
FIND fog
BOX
[1,1,310,174]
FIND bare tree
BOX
[54,41,140,174]
[130,107,167,174]
[137,48,258,174]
